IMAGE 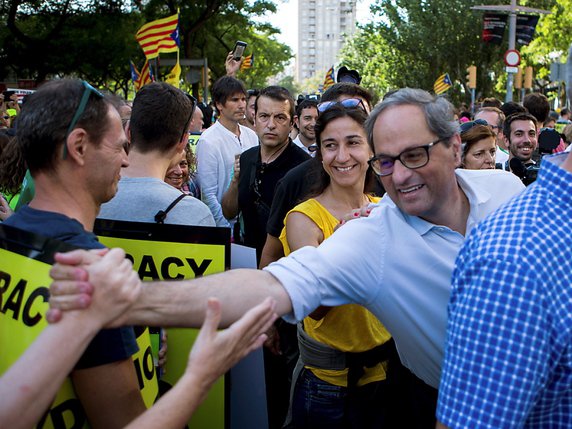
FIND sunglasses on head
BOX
[179,93,197,144]
[459,118,488,134]
[317,98,367,113]
[64,81,104,159]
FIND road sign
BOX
[504,49,521,67]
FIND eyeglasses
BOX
[317,98,367,113]
[459,118,488,134]
[64,81,104,159]
[368,138,447,177]
[178,93,197,144]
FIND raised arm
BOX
[48,249,293,328]
[125,297,277,429]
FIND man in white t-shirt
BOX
[196,76,258,227]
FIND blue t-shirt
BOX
[4,205,138,368]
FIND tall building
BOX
[296,0,357,82]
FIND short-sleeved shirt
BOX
[264,169,525,388]
[4,205,138,369]
[437,153,572,428]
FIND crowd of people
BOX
[0,53,571,429]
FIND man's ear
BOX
[294,115,300,129]
[125,121,132,142]
[65,128,88,166]
[451,134,462,166]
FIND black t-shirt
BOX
[238,141,309,261]
[4,205,139,369]
[266,158,316,238]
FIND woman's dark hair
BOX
[306,105,373,198]
[0,132,26,196]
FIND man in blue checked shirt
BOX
[437,150,572,428]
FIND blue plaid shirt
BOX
[438,153,572,428]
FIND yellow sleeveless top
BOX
[280,197,391,387]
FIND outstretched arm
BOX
[48,249,293,328]
[125,297,277,429]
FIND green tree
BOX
[0,0,292,95]
[340,0,557,105]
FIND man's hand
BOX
[48,248,140,326]
[225,52,242,77]
[187,297,278,388]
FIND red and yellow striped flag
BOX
[135,13,180,60]
[323,66,335,91]
[240,54,254,71]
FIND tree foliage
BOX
[340,0,558,105]
[0,0,292,95]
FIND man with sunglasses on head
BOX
[50,88,525,426]
[98,82,213,227]
[2,79,147,427]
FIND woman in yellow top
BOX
[280,104,392,428]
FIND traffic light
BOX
[514,67,523,89]
[466,65,477,89]
[524,66,533,89]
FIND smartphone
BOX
[232,41,247,61]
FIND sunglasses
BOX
[317,98,367,113]
[459,118,488,134]
[179,93,197,144]
[64,81,104,159]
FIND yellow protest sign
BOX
[95,219,230,429]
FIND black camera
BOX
[509,157,540,186]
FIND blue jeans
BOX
[290,368,389,429]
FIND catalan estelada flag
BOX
[134,60,154,91]
[433,73,452,95]
[240,54,254,71]
[135,13,180,60]
[323,66,335,91]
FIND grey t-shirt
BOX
[99,177,215,227]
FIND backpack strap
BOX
[154,193,187,224]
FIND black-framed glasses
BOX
[317,98,367,113]
[459,118,488,134]
[64,81,104,159]
[179,93,197,144]
[368,138,447,177]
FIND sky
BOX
[260,0,375,54]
